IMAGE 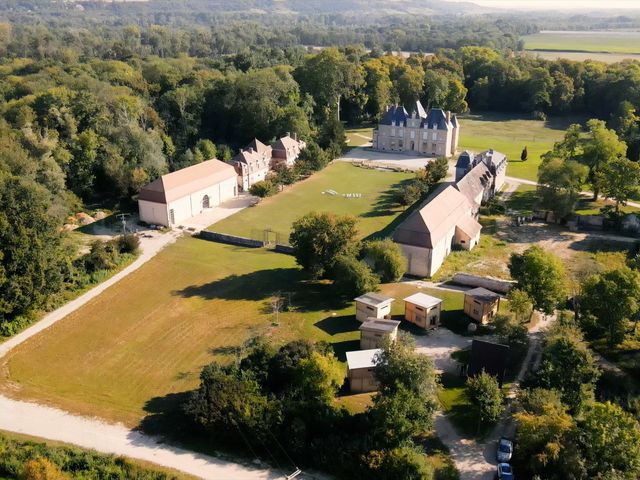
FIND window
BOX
[410,131,415,139]
[415,306,424,312]
[460,240,466,244]
[169,209,175,225]
[473,309,479,315]
[366,306,374,311]
[432,132,437,141]
[399,140,403,148]
[431,143,437,151]
[423,131,428,140]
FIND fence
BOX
[198,231,265,248]
[250,228,290,246]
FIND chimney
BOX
[286,131,290,138]
[446,111,451,123]
[293,132,297,141]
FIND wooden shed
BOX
[467,339,510,387]
[354,293,394,322]
[346,349,381,393]
[403,292,443,330]
[359,318,401,349]
[464,287,500,324]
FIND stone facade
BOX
[372,101,459,158]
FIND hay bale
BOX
[75,212,95,225]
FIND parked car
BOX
[497,437,513,462]
[497,463,514,480]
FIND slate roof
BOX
[455,150,475,169]
[467,339,510,387]
[138,159,236,204]
[455,161,492,205]
[393,185,474,249]
[232,148,270,174]
[478,149,507,171]
[422,108,452,131]
[411,100,428,119]
[245,138,272,157]
[379,105,409,126]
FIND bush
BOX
[117,234,140,255]
[362,239,406,283]
[249,179,279,197]
[332,254,380,296]
[84,240,120,272]
[272,164,296,185]
[295,141,331,173]
[366,447,434,480]
[466,371,504,429]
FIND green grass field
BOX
[212,162,412,240]
[2,234,464,426]
[459,113,574,182]
[523,31,640,54]
[346,126,374,147]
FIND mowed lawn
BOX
[2,234,463,426]
[212,162,412,240]
[523,31,640,54]
[459,113,575,181]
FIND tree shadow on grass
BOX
[174,268,305,302]
[138,391,193,438]
[361,178,414,219]
[315,315,360,336]
[331,340,361,362]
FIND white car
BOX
[497,437,513,462]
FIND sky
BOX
[449,0,640,10]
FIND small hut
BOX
[354,293,394,322]
[403,292,443,329]
[464,287,500,324]
[359,318,401,349]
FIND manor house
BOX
[372,100,459,158]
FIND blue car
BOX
[497,463,514,480]
[497,437,513,462]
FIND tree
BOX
[599,157,640,215]
[289,212,359,278]
[374,334,438,400]
[466,371,504,432]
[295,142,331,173]
[317,116,347,159]
[423,156,449,187]
[0,174,67,323]
[509,246,567,315]
[582,119,627,200]
[366,447,434,480]
[294,48,364,120]
[507,288,533,323]
[249,179,279,198]
[534,331,600,410]
[184,363,281,444]
[332,254,380,297]
[21,457,68,480]
[578,402,640,479]
[537,157,589,221]
[295,351,344,404]
[362,239,406,283]
[581,267,640,346]
[521,146,528,161]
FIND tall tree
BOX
[466,371,504,432]
[599,157,640,215]
[537,157,589,221]
[509,246,567,315]
[582,119,627,199]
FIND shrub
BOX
[84,240,120,272]
[366,447,434,480]
[332,254,380,296]
[249,179,279,197]
[362,239,406,283]
[117,233,140,255]
[466,371,504,428]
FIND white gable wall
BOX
[139,200,169,226]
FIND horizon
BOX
[449,0,640,10]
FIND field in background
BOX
[459,113,573,181]
[526,50,640,64]
[212,162,412,240]
[523,30,640,54]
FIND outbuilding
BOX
[354,293,394,322]
[346,348,381,393]
[467,339,510,387]
[359,318,401,349]
[138,159,237,227]
[464,287,501,324]
[403,292,443,329]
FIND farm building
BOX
[232,139,272,192]
[455,149,507,199]
[464,287,501,324]
[271,133,306,166]
[393,185,481,277]
[403,292,443,329]
[359,319,401,349]
[138,159,237,227]
[354,293,394,322]
[467,339,510,387]
[346,348,381,393]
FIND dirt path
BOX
[0,200,292,480]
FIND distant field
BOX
[1,234,463,426]
[523,30,640,54]
[212,162,412,240]
[458,113,574,182]
[526,50,640,64]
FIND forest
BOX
[1,7,640,334]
